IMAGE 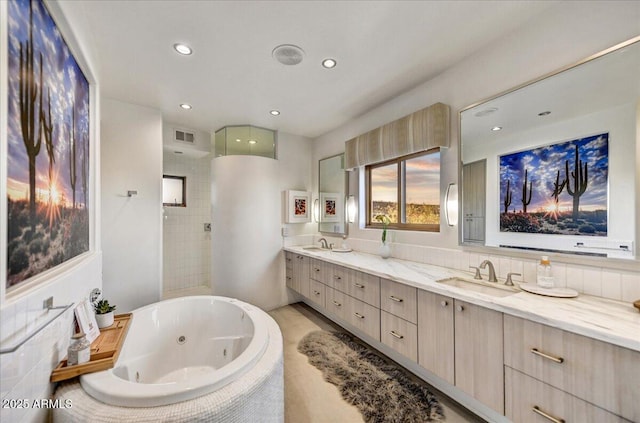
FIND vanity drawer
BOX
[330,264,349,293]
[308,280,326,308]
[285,252,293,270]
[310,259,332,284]
[346,269,380,307]
[326,287,347,321]
[285,268,294,289]
[506,367,629,423]
[380,279,417,323]
[381,311,417,361]
[346,296,380,341]
[504,315,640,421]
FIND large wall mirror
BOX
[319,153,348,235]
[460,36,639,261]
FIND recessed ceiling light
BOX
[491,126,503,131]
[270,110,280,116]
[235,138,241,143]
[179,103,192,110]
[322,58,337,69]
[538,111,551,116]
[248,140,257,145]
[173,43,192,55]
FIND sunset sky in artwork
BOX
[499,133,608,213]
[7,0,90,207]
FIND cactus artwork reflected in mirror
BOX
[499,133,608,236]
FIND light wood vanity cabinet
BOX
[504,315,640,422]
[505,367,629,423]
[325,286,347,321]
[286,252,310,297]
[381,310,417,361]
[454,300,504,414]
[310,258,332,285]
[381,279,417,323]
[309,280,326,308]
[345,294,380,341]
[344,268,380,307]
[417,290,455,384]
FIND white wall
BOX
[211,132,313,310]
[311,1,640,298]
[101,98,163,312]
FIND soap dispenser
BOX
[536,256,554,288]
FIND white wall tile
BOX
[601,271,622,301]
[582,268,603,297]
[621,272,640,303]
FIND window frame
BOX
[365,149,440,232]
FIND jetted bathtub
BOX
[81,296,271,407]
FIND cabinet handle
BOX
[390,331,404,340]
[332,300,342,307]
[532,406,565,423]
[456,305,464,312]
[333,275,342,280]
[314,267,320,272]
[286,258,292,262]
[354,283,365,289]
[354,312,365,319]
[389,296,403,303]
[313,290,321,296]
[441,300,448,307]
[286,276,292,280]
[530,348,564,364]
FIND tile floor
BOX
[269,302,484,423]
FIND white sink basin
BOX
[437,277,518,297]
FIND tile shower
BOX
[162,152,212,295]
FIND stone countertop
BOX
[284,246,640,352]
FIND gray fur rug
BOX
[298,330,445,422]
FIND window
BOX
[366,150,440,231]
[162,175,186,207]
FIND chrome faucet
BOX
[318,238,329,249]
[479,260,498,282]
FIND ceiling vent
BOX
[272,44,305,66]
[174,128,195,143]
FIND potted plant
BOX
[94,299,116,328]
[375,215,392,259]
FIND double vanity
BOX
[284,246,639,423]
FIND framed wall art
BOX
[6,0,91,290]
[285,190,311,223]
[499,132,608,236]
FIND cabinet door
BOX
[292,254,310,297]
[454,300,504,414]
[506,367,627,423]
[346,295,380,341]
[381,311,417,361]
[462,160,486,243]
[310,258,332,284]
[309,280,326,308]
[380,279,417,324]
[417,290,454,385]
[325,286,347,321]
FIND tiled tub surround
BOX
[284,246,640,422]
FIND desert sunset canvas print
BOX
[7,0,90,288]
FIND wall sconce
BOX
[445,183,458,227]
[313,198,320,222]
[346,195,357,223]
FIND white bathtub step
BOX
[152,366,217,384]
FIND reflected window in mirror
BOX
[366,149,440,232]
[162,175,186,207]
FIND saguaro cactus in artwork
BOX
[68,106,78,209]
[503,179,512,214]
[19,0,43,232]
[551,169,566,204]
[565,144,588,221]
[521,169,532,213]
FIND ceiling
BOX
[75,1,555,139]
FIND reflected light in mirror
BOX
[346,195,357,223]
[445,183,458,227]
[313,198,320,222]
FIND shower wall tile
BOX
[163,153,211,292]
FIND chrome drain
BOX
[177,335,186,344]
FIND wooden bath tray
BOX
[50,313,132,382]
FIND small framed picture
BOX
[74,299,100,343]
[285,190,311,223]
[321,192,342,222]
